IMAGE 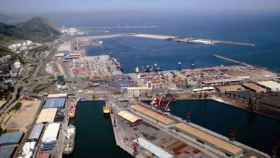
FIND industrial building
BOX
[192,87,215,93]
[28,123,44,141]
[36,108,58,123]
[257,81,280,92]
[242,83,267,93]
[126,86,152,98]
[47,93,67,98]
[0,145,18,158]
[117,111,142,124]
[0,132,23,158]
[135,137,175,158]
[131,105,176,125]
[217,85,245,93]
[44,97,66,109]
[175,123,243,157]
[0,131,23,145]
[40,123,61,151]
[44,93,67,109]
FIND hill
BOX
[0,17,61,42]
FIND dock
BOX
[129,33,255,47]
[129,33,176,40]
[75,33,255,48]
[108,98,270,158]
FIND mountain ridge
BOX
[0,17,61,42]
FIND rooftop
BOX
[47,93,67,98]
[242,83,267,93]
[0,132,23,145]
[118,111,142,123]
[0,145,17,158]
[36,108,57,123]
[175,123,243,156]
[217,85,244,93]
[131,105,176,125]
[44,97,66,109]
[257,81,280,92]
[135,137,174,158]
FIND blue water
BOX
[56,12,280,156]
[67,101,132,158]
[65,13,280,73]
[87,37,234,72]
[170,100,280,155]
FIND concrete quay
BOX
[108,98,270,158]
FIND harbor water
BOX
[68,100,280,157]
[81,14,280,73]
[65,101,132,158]
[170,100,280,155]
[57,13,280,157]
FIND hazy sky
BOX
[1,0,280,14]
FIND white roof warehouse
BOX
[257,81,280,92]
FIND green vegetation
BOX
[0,17,61,42]
[11,102,22,111]
[0,126,7,135]
[0,45,14,57]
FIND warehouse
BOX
[126,86,152,98]
[131,105,176,125]
[28,123,44,141]
[44,97,66,109]
[117,111,142,124]
[0,131,23,158]
[41,123,60,151]
[257,81,280,92]
[175,123,243,157]
[217,85,244,93]
[36,108,58,123]
[47,93,67,98]
[242,83,267,93]
[0,131,23,145]
[0,145,17,158]
[41,123,60,143]
[192,87,215,93]
[134,137,174,158]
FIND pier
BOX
[81,33,256,47]
[129,33,255,47]
[213,54,252,67]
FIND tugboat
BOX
[63,124,76,155]
[103,103,110,115]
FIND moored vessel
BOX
[63,124,76,155]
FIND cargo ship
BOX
[63,124,76,155]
